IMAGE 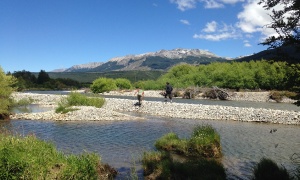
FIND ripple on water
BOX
[1,115,300,180]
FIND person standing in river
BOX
[134,87,144,106]
[164,82,173,102]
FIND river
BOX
[2,92,300,179]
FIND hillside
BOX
[41,71,166,83]
[53,48,231,73]
[235,46,300,63]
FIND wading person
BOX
[134,87,144,106]
[165,82,173,102]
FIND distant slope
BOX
[53,48,231,73]
[44,71,166,83]
[235,46,300,63]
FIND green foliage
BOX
[66,92,105,108]
[0,132,115,179]
[44,70,166,83]
[149,60,296,91]
[12,70,84,90]
[90,77,117,93]
[12,97,34,107]
[258,0,300,50]
[143,125,225,179]
[155,133,188,154]
[55,92,105,113]
[115,78,132,90]
[0,67,17,119]
[188,125,221,158]
[37,70,51,84]
[252,158,290,180]
[155,125,221,158]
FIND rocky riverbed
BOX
[10,91,300,125]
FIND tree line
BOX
[7,70,84,90]
[133,60,300,92]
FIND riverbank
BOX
[10,92,300,125]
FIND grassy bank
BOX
[0,130,116,179]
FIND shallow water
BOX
[1,114,300,179]
[8,91,300,179]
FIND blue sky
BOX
[0,0,276,72]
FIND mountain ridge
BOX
[51,48,232,72]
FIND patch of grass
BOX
[188,125,222,158]
[144,125,225,179]
[0,132,116,179]
[155,125,221,158]
[55,92,105,113]
[12,97,34,107]
[66,92,105,108]
[155,133,188,154]
[252,158,290,180]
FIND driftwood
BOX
[212,86,229,100]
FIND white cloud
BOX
[201,0,224,9]
[220,0,244,4]
[193,32,238,41]
[180,19,191,25]
[236,0,282,40]
[171,0,244,11]
[243,40,251,47]
[170,0,197,11]
[194,21,240,41]
[203,21,217,32]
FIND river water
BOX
[3,92,300,179]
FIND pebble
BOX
[9,91,300,125]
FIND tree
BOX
[0,67,17,119]
[259,0,300,105]
[37,70,50,84]
[258,0,300,50]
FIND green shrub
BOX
[155,133,188,154]
[154,125,221,158]
[90,77,117,93]
[115,78,132,90]
[0,133,116,179]
[12,97,34,107]
[0,67,17,119]
[188,125,221,158]
[252,158,290,180]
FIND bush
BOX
[155,125,221,158]
[155,133,187,154]
[115,78,132,90]
[0,132,116,179]
[90,77,117,93]
[252,158,290,180]
[0,67,17,119]
[188,125,222,158]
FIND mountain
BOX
[53,48,231,72]
[235,46,300,63]
[64,62,104,72]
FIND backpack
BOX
[166,85,173,92]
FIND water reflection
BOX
[1,116,299,180]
